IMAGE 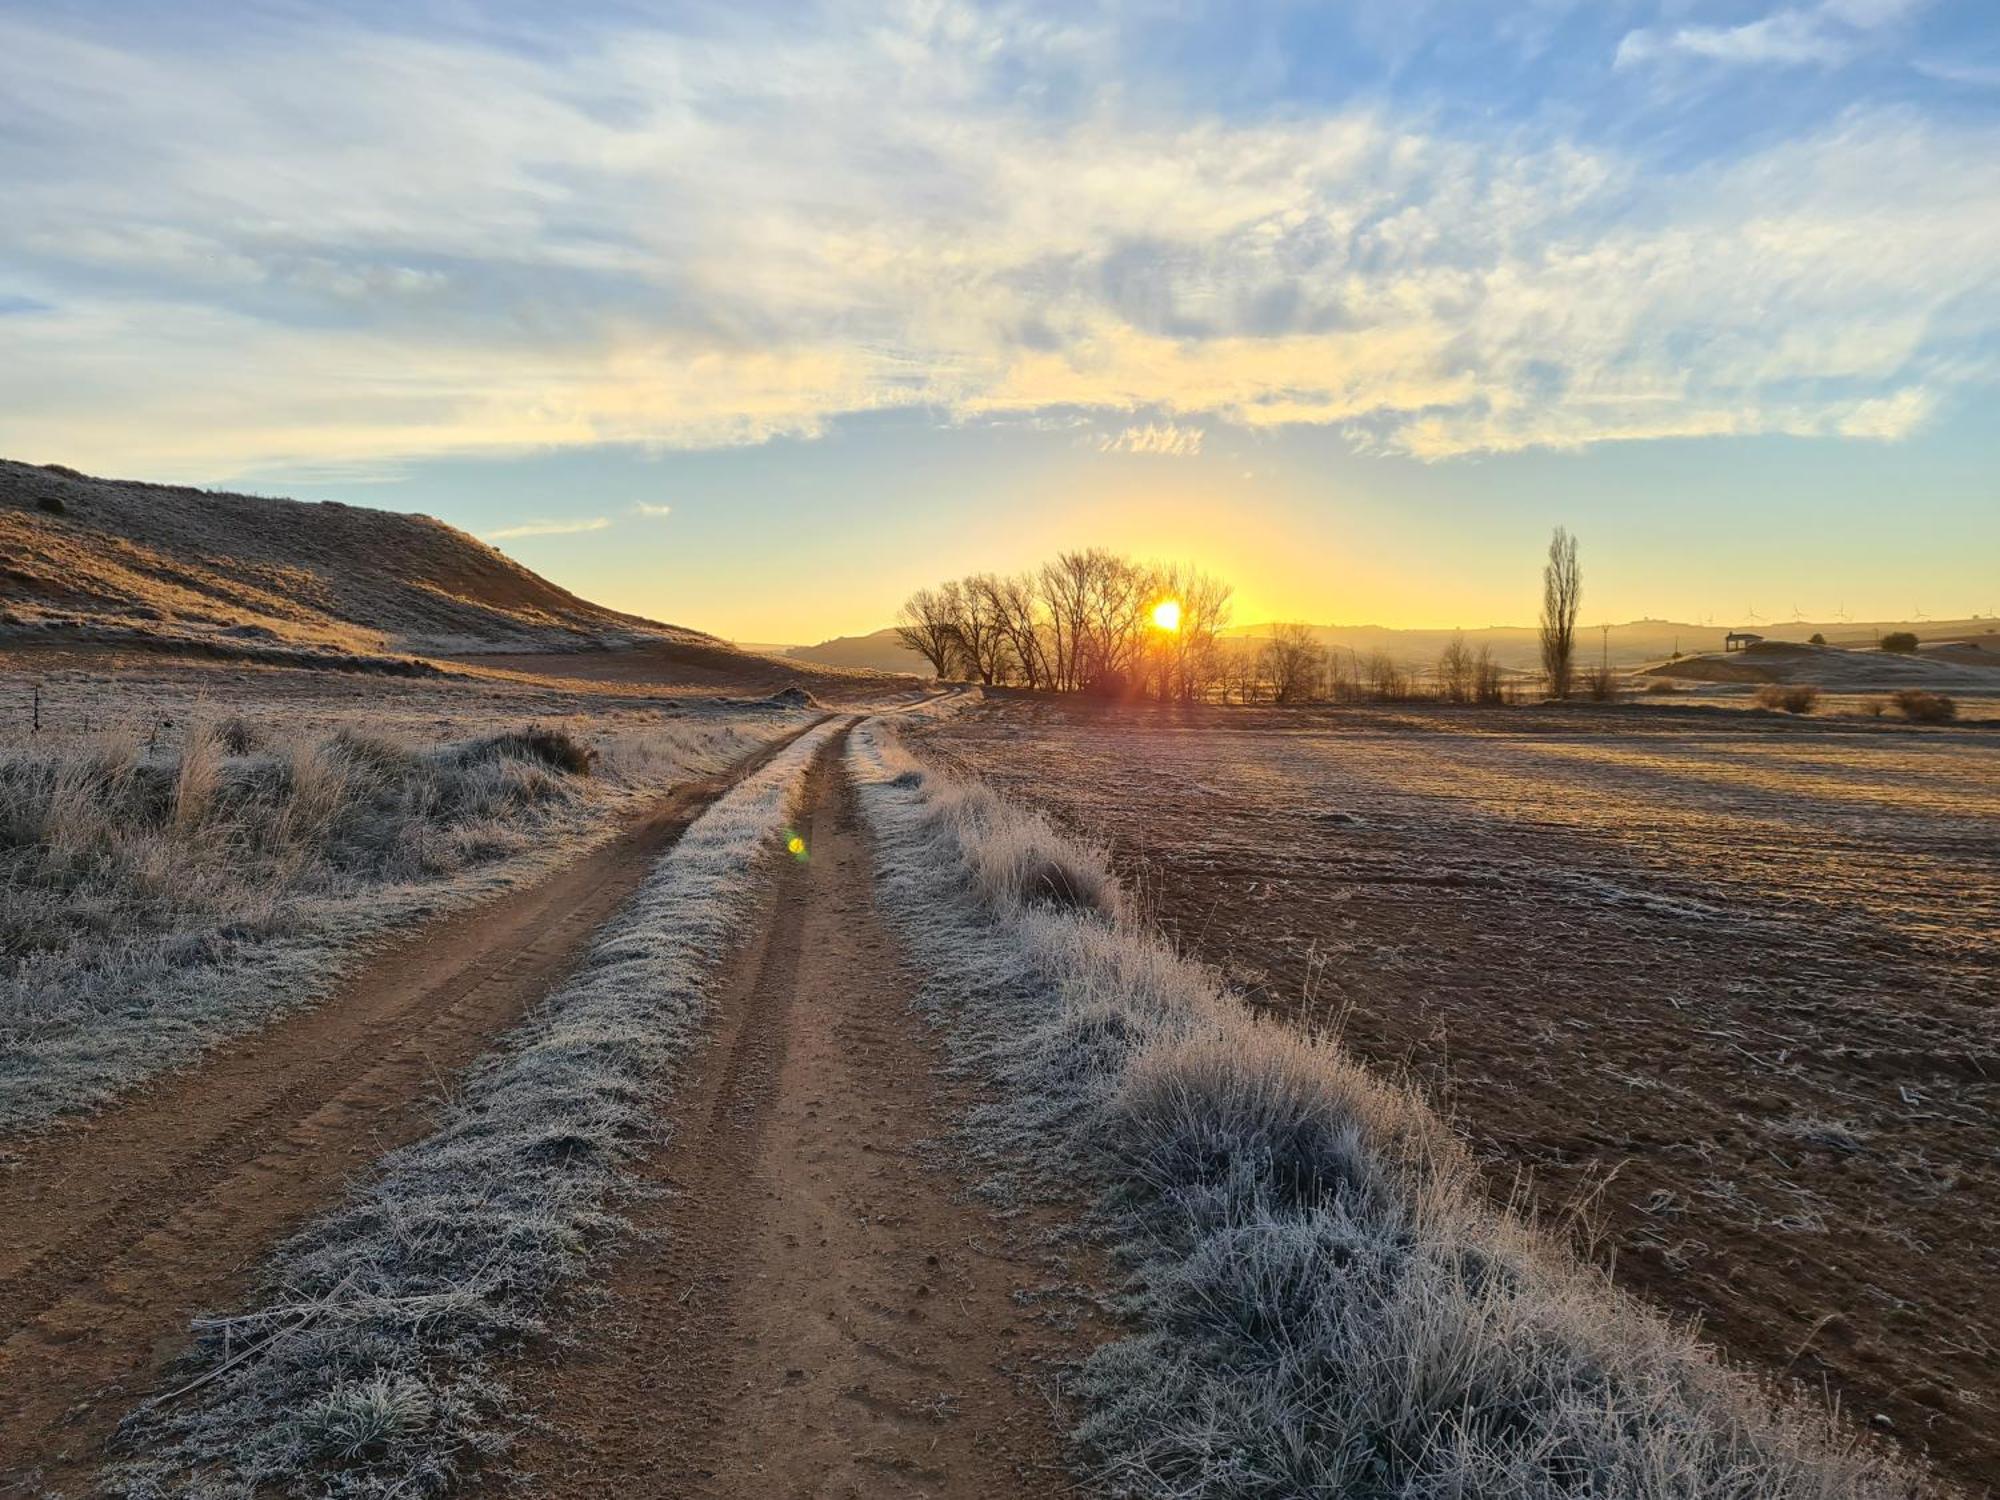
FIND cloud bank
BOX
[0,3,1993,478]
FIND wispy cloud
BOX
[631,501,672,518]
[0,3,1990,477]
[1102,423,1204,457]
[484,517,612,541]
[1616,0,1927,69]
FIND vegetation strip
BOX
[847,718,1914,1499]
[1,714,776,1132]
[103,719,839,1499]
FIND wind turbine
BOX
[1744,604,1764,624]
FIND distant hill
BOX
[787,627,929,676]
[1222,617,1998,673]
[0,459,708,659]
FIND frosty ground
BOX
[911,695,1998,1494]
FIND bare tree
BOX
[955,574,1012,685]
[1259,623,1323,704]
[1436,633,1474,704]
[1161,566,1234,700]
[1539,526,1581,699]
[1471,644,1505,704]
[1075,550,1152,694]
[893,585,964,679]
[1037,552,1094,693]
[1362,649,1408,701]
[985,573,1048,689]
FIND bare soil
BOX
[511,733,1086,1499]
[917,696,1999,1496]
[0,724,819,1494]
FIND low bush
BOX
[1880,631,1920,654]
[1644,679,1679,694]
[1891,689,1956,724]
[1755,683,1822,714]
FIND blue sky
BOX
[2,0,1995,640]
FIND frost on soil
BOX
[847,718,1916,1500]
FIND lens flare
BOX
[1152,599,1182,632]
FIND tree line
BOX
[895,550,1232,699]
[896,529,1588,704]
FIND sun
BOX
[1152,599,1182,632]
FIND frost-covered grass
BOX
[848,720,1918,1500]
[106,719,838,1499]
[0,712,787,1132]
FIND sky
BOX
[1,0,1996,642]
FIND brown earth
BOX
[916,696,1999,1497]
[510,731,1088,1499]
[0,723,820,1495]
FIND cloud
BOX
[1101,422,1204,456]
[630,501,673,518]
[0,4,1991,476]
[484,517,612,541]
[1912,58,2000,87]
[1616,0,1926,70]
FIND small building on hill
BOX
[1724,631,1764,652]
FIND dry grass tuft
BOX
[464,725,599,777]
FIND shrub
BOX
[1880,631,1920,654]
[465,725,597,776]
[1891,689,1956,724]
[1808,632,1826,646]
[36,495,66,516]
[1755,683,1821,714]
[216,716,263,755]
[1644,679,1678,695]
[1580,664,1622,701]
[1863,698,1888,718]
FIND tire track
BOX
[0,720,822,1492]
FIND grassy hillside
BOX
[0,460,701,658]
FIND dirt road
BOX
[0,723,820,1493]
[510,732,1083,1499]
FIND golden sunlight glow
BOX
[1152,599,1183,632]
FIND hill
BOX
[787,627,930,676]
[0,459,706,661]
[1643,638,2000,691]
